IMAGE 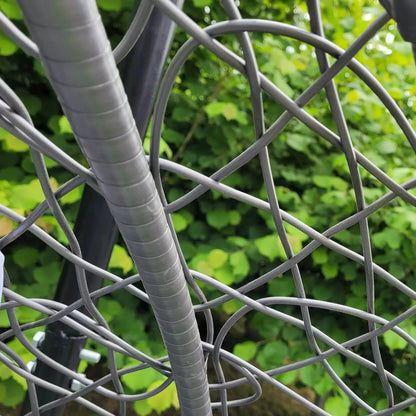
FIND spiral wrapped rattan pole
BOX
[17,1,211,414]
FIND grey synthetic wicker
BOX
[16,1,211,415]
[0,1,415,416]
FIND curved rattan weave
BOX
[0,1,415,415]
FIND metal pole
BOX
[22,3,182,414]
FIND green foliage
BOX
[192,0,212,7]
[109,244,134,274]
[12,246,38,268]
[204,101,248,124]
[325,396,350,416]
[299,364,322,386]
[382,330,408,351]
[206,210,230,229]
[132,380,179,416]
[0,0,22,19]
[9,179,45,211]
[0,378,26,407]
[147,381,179,413]
[257,341,289,369]
[233,341,257,361]
[122,366,164,392]
[0,32,18,55]
[255,234,284,261]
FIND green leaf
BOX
[377,139,396,154]
[322,262,338,279]
[340,16,356,30]
[269,49,298,76]
[311,284,333,301]
[0,361,12,380]
[229,251,250,280]
[285,222,309,242]
[0,378,25,407]
[162,128,183,145]
[97,0,123,11]
[208,249,228,268]
[143,136,172,159]
[109,244,133,274]
[287,134,312,152]
[388,262,406,280]
[60,185,83,205]
[204,102,226,118]
[268,275,296,296]
[227,236,249,247]
[222,299,243,314]
[233,341,257,361]
[257,341,288,369]
[192,0,212,6]
[111,310,145,345]
[172,106,193,122]
[314,372,334,397]
[281,326,301,342]
[383,331,407,351]
[12,247,39,268]
[33,59,45,76]
[33,263,60,285]
[204,102,247,124]
[180,210,193,224]
[313,175,349,191]
[0,32,18,55]
[0,0,23,19]
[0,131,29,152]
[213,263,234,285]
[385,208,416,231]
[325,396,349,416]
[147,380,179,413]
[346,90,360,103]
[171,213,188,232]
[299,365,322,386]
[250,313,281,338]
[0,309,9,327]
[9,179,44,211]
[287,234,302,254]
[228,210,241,225]
[192,257,213,276]
[98,298,122,322]
[376,398,388,412]
[58,116,73,134]
[133,399,152,416]
[206,210,229,229]
[277,370,298,385]
[18,91,42,116]
[222,103,238,120]
[327,354,345,378]
[346,294,366,310]
[272,71,294,98]
[255,234,284,261]
[345,359,360,377]
[189,221,209,239]
[388,167,416,183]
[312,247,328,265]
[373,228,402,250]
[122,366,163,392]
[6,337,34,364]
[341,263,357,281]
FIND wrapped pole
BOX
[23,3,183,415]
[18,1,211,414]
